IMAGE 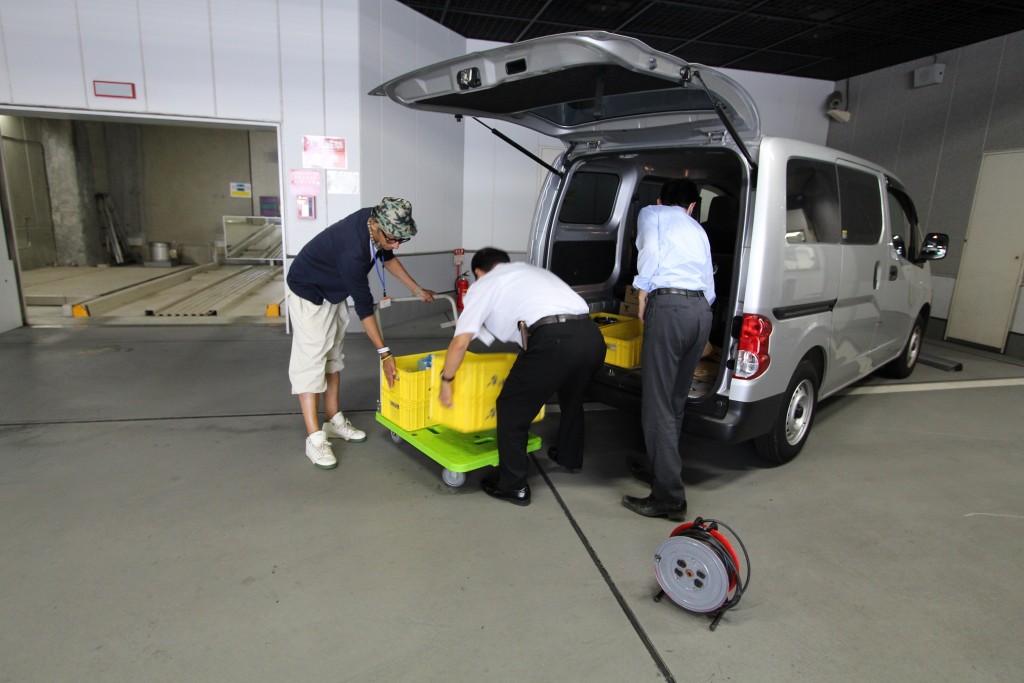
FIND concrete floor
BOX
[1,319,1023,682]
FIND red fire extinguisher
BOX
[455,271,469,312]
[453,248,468,312]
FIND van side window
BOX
[785,159,840,244]
[558,172,619,224]
[837,166,883,245]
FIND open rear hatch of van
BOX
[370,31,760,151]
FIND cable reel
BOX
[652,517,750,631]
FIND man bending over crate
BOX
[438,248,605,506]
[287,197,435,470]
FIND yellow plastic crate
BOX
[436,352,544,433]
[380,350,544,433]
[591,313,644,368]
[379,351,443,431]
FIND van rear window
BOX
[559,172,619,224]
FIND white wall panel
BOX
[78,0,147,112]
[0,0,87,107]
[462,117,497,249]
[322,0,361,226]
[210,0,280,122]
[411,14,462,253]
[359,1,466,255]
[358,0,385,211]
[0,256,21,332]
[987,35,1024,152]
[138,0,215,116]
[0,6,13,103]
[721,68,833,144]
[375,0,420,219]
[378,0,420,83]
[279,0,325,254]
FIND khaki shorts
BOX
[287,289,351,394]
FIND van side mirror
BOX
[919,233,948,261]
[891,235,906,258]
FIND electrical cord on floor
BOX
[672,517,751,631]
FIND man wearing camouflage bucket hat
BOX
[286,197,434,470]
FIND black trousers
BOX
[494,318,606,489]
[641,294,712,504]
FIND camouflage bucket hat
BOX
[373,197,417,240]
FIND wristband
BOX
[440,373,455,383]
[377,346,390,355]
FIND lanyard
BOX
[370,237,387,297]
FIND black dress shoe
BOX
[481,476,531,506]
[547,447,580,474]
[628,461,653,485]
[622,494,687,521]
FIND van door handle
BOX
[873,261,881,289]
[889,265,898,281]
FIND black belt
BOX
[528,313,590,333]
[650,288,704,298]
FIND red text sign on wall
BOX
[302,135,347,170]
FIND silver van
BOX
[373,32,949,464]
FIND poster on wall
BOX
[302,135,347,169]
[327,170,360,195]
[230,182,252,198]
[289,169,321,196]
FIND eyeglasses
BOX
[381,232,410,245]
[372,218,410,245]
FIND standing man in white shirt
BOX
[438,248,606,506]
[623,179,716,521]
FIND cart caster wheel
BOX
[441,469,466,488]
[390,431,402,444]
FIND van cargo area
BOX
[542,147,746,414]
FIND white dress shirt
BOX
[633,204,716,305]
[454,262,589,348]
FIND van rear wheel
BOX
[754,360,818,465]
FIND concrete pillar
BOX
[39,119,104,266]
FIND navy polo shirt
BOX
[286,207,395,320]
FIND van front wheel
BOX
[754,360,819,465]
[883,315,924,379]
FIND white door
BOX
[946,150,1024,351]
[0,218,24,332]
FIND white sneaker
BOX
[305,431,337,469]
[322,413,367,443]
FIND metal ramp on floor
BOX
[144,265,281,317]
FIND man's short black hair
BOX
[660,179,700,207]
[471,247,511,274]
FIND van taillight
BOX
[734,314,772,380]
